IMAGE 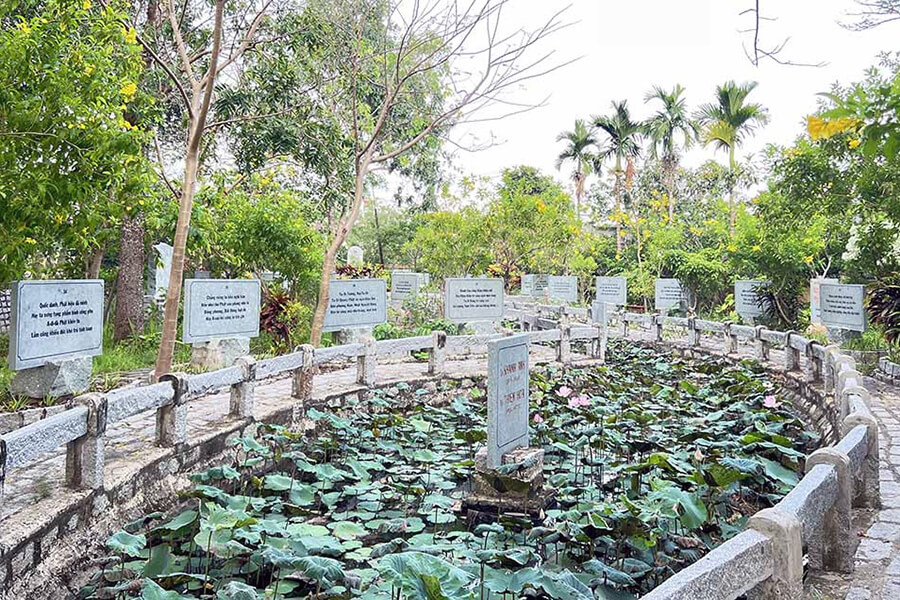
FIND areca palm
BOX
[644,84,698,223]
[696,81,769,234]
[555,119,597,218]
[593,100,643,254]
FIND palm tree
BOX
[592,100,643,255]
[696,81,769,234]
[555,119,597,218]
[644,84,698,223]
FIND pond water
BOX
[82,341,818,600]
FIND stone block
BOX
[9,357,92,399]
[190,337,250,370]
[473,447,544,499]
[747,507,802,599]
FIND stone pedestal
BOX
[465,447,552,515]
[334,326,374,345]
[10,357,92,399]
[190,337,250,370]
[467,321,496,335]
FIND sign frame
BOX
[182,278,261,344]
[323,278,388,332]
[444,277,505,323]
[486,333,530,467]
[820,283,867,332]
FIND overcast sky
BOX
[440,0,899,193]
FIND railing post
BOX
[747,507,803,599]
[688,317,700,347]
[755,325,769,361]
[357,336,377,386]
[594,317,608,363]
[230,356,256,419]
[840,383,869,423]
[65,392,107,490]
[652,314,663,342]
[428,330,447,376]
[723,322,737,355]
[805,341,823,384]
[157,372,188,447]
[558,324,572,365]
[843,413,881,509]
[823,345,841,396]
[291,344,316,423]
[622,314,629,338]
[806,448,854,573]
[783,331,800,372]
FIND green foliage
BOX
[869,279,900,344]
[0,0,154,283]
[405,208,490,280]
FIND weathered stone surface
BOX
[855,538,892,561]
[485,334,529,467]
[9,357,92,399]
[844,587,871,600]
[866,521,900,542]
[473,447,544,499]
[190,337,250,370]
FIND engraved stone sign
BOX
[522,274,549,297]
[392,271,425,302]
[521,274,534,296]
[810,277,839,324]
[595,276,627,306]
[655,278,684,311]
[820,283,866,332]
[445,278,504,322]
[183,279,261,344]
[735,280,769,319]
[151,242,173,304]
[9,279,104,370]
[347,246,364,267]
[486,333,530,467]
[547,275,578,303]
[323,278,387,332]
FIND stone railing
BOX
[0,302,881,599]
[877,355,900,385]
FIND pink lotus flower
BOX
[763,395,781,409]
[567,395,591,408]
[557,386,573,398]
[533,413,544,424]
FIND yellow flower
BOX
[82,0,91,9]
[752,244,761,252]
[727,244,737,252]
[849,138,861,149]
[59,22,66,31]
[120,81,138,101]
[17,21,31,34]
[25,237,37,244]
[123,27,137,45]
[804,255,814,265]
[84,64,95,76]
[536,200,546,213]
[808,115,860,141]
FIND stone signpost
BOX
[810,277,839,324]
[323,278,387,332]
[445,278,504,333]
[347,246,364,268]
[8,279,104,397]
[547,275,578,304]
[595,276,627,307]
[391,271,426,303]
[150,242,173,305]
[820,283,866,333]
[655,278,684,311]
[468,333,547,512]
[521,274,549,298]
[735,280,769,320]
[183,279,261,369]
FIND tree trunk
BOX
[728,146,737,236]
[373,202,385,265]
[114,212,146,342]
[614,158,623,256]
[309,156,371,347]
[666,158,676,223]
[155,145,200,378]
[86,247,104,279]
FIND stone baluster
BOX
[652,314,663,342]
[805,341,823,384]
[842,412,881,509]
[157,372,189,446]
[357,337,377,386]
[230,356,256,419]
[724,322,738,355]
[806,449,854,573]
[783,331,800,372]
[688,317,700,347]
[755,325,770,361]
[65,393,106,490]
[429,330,447,376]
[291,344,316,422]
[558,324,571,365]
[748,508,803,599]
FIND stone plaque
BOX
[392,271,425,302]
[183,279,261,344]
[820,284,866,332]
[595,276,627,306]
[9,279,104,370]
[547,275,578,303]
[347,246,364,267]
[521,274,534,296]
[151,242,173,303]
[323,278,387,332]
[735,280,769,319]
[591,301,609,324]
[655,278,684,310]
[445,278,504,322]
[810,277,839,324]
[487,333,530,467]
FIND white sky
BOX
[441,0,900,193]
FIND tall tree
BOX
[555,119,597,218]
[644,84,698,223]
[592,100,643,255]
[129,0,276,378]
[227,0,570,346]
[696,80,769,235]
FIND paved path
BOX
[1,326,897,600]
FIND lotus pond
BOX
[82,341,819,600]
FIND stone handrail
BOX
[0,302,882,600]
